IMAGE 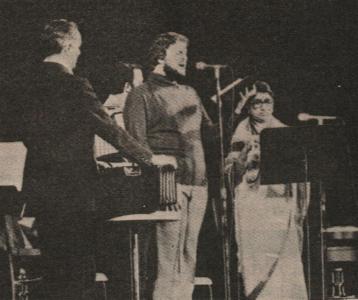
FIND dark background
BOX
[2,0,358,119]
[1,0,358,298]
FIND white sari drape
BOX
[232,116,308,300]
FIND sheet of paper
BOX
[0,142,27,191]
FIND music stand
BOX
[261,125,346,185]
[260,124,347,300]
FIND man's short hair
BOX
[148,32,189,70]
[90,62,141,103]
[40,19,78,57]
[113,62,142,93]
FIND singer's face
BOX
[163,40,188,76]
[132,68,144,87]
[63,29,82,70]
[249,92,274,121]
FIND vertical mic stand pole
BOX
[317,119,327,299]
[214,67,232,300]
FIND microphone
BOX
[195,61,228,70]
[298,113,337,123]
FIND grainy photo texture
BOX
[0,1,358,299]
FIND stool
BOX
[194,276,213,300]
[325,226,358,298]
[325,226,358,241]
[109,211,180,300]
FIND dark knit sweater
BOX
[124,73,212,186]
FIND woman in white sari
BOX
[226,81,309,300]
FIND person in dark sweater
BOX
[21,19,175,300]
[124,32,213,300]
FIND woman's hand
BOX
[225,143,251,173]
[225,151,240,173]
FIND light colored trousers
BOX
[153,184,208,300]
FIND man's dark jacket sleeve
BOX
[77,78,153,165]
[123,87,151,149]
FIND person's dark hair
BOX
[40,19,78,58]
[89,62,140,103]
[254,81,273,96]
[246,80,274,107]
[147,32,189,70]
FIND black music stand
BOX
[260,124,347,300]
[261,125,347,184]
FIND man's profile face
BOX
[132,68,143,87]
[163,40,188,77]
[65,29,82,69]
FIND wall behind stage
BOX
[1,0,358,124]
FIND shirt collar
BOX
[42,61,72,75]
[43,58,73,74]
[148,72,178,86]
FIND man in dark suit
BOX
[21,19,175,299]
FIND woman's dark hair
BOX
[147,32,188,70]
[253,81,273,96]
[40,19,78,58]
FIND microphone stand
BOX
[214,67,232,300]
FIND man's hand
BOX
[151,155,178,169]
[96,160,112,172]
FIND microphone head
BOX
[195,62,207,70]
[297,113,311,121]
